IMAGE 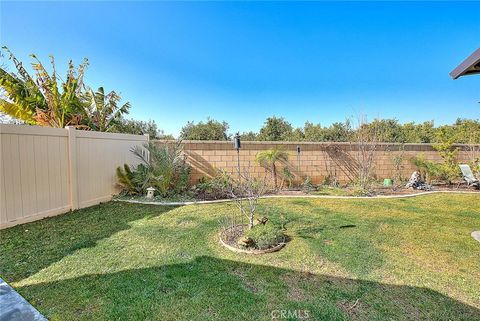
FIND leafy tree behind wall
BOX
[297,120,354,142]
[212,116,480,143]
[289,127,305,141]
[258,116,294,141]
[361,119,406,143]
[303,121,326,141]
[180,118,230,140]
[402,121,435,143]
[436,118,480,144]
[240,131,259,141]
[112,118,173,140]
[323,121,354,142]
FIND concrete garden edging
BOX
[114,190,479,207]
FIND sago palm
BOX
[130,141,189,196]
[255,148,289,189]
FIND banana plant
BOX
[0,46,88,127]
[82,87,130,132]
[0,47,43,123]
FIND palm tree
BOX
[82,87,130,132]
[255,147,289,189]
[0,46,88,127]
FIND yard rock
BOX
[237,236,254,248]
[256,217,268,225]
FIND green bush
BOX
[470,157,480,176]
[412,150,461,184]
[433,140,460,184]
[244,224,285,250]
[282,167,295,188]
[352,184,371,196]
[411,154,443,183]
[302,176,317,193]
[116,164,142,195]
[116,142,191,197]
[191,172,231,200]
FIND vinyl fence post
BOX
[66,126,79,210]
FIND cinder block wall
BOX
[155,140,477,185]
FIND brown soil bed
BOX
[274,185,479,197]
[219,225,286,254]
[374,185,478,195]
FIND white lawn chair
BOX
[459,164,480,189]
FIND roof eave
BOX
[450,48,480,79]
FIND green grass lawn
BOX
[1,194,479,320]
[309,186,357,196]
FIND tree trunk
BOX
[248,213,254,229]
[273,163,277,189]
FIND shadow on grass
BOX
[0,202,178,283]
[257,203,385,276]
[17,256,480,321]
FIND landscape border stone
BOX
[218,226,286,255]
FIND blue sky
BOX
[1,1,479,136]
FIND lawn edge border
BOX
[113,190,479,206]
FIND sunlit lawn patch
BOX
[0,194,479,320]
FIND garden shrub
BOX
[244,224,285,250]
[433,137,460,184]
[390,144,406,184]
[411,154,443,183]
[470,158,480,176]
[302,176,316,193]
[412,147,461,185]
[282,167,295,188]
[352,184,371,196]
[116,164,142,195]
[192,172,231,200]
[175,165,191,195]
[322,173,339,187]
[116,141,191,196]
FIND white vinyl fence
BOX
[0,124,148,228]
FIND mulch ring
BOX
[219,224,286,255]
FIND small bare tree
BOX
[228,168,268,230]
[391,144,406,185]
[352,115,381,190]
